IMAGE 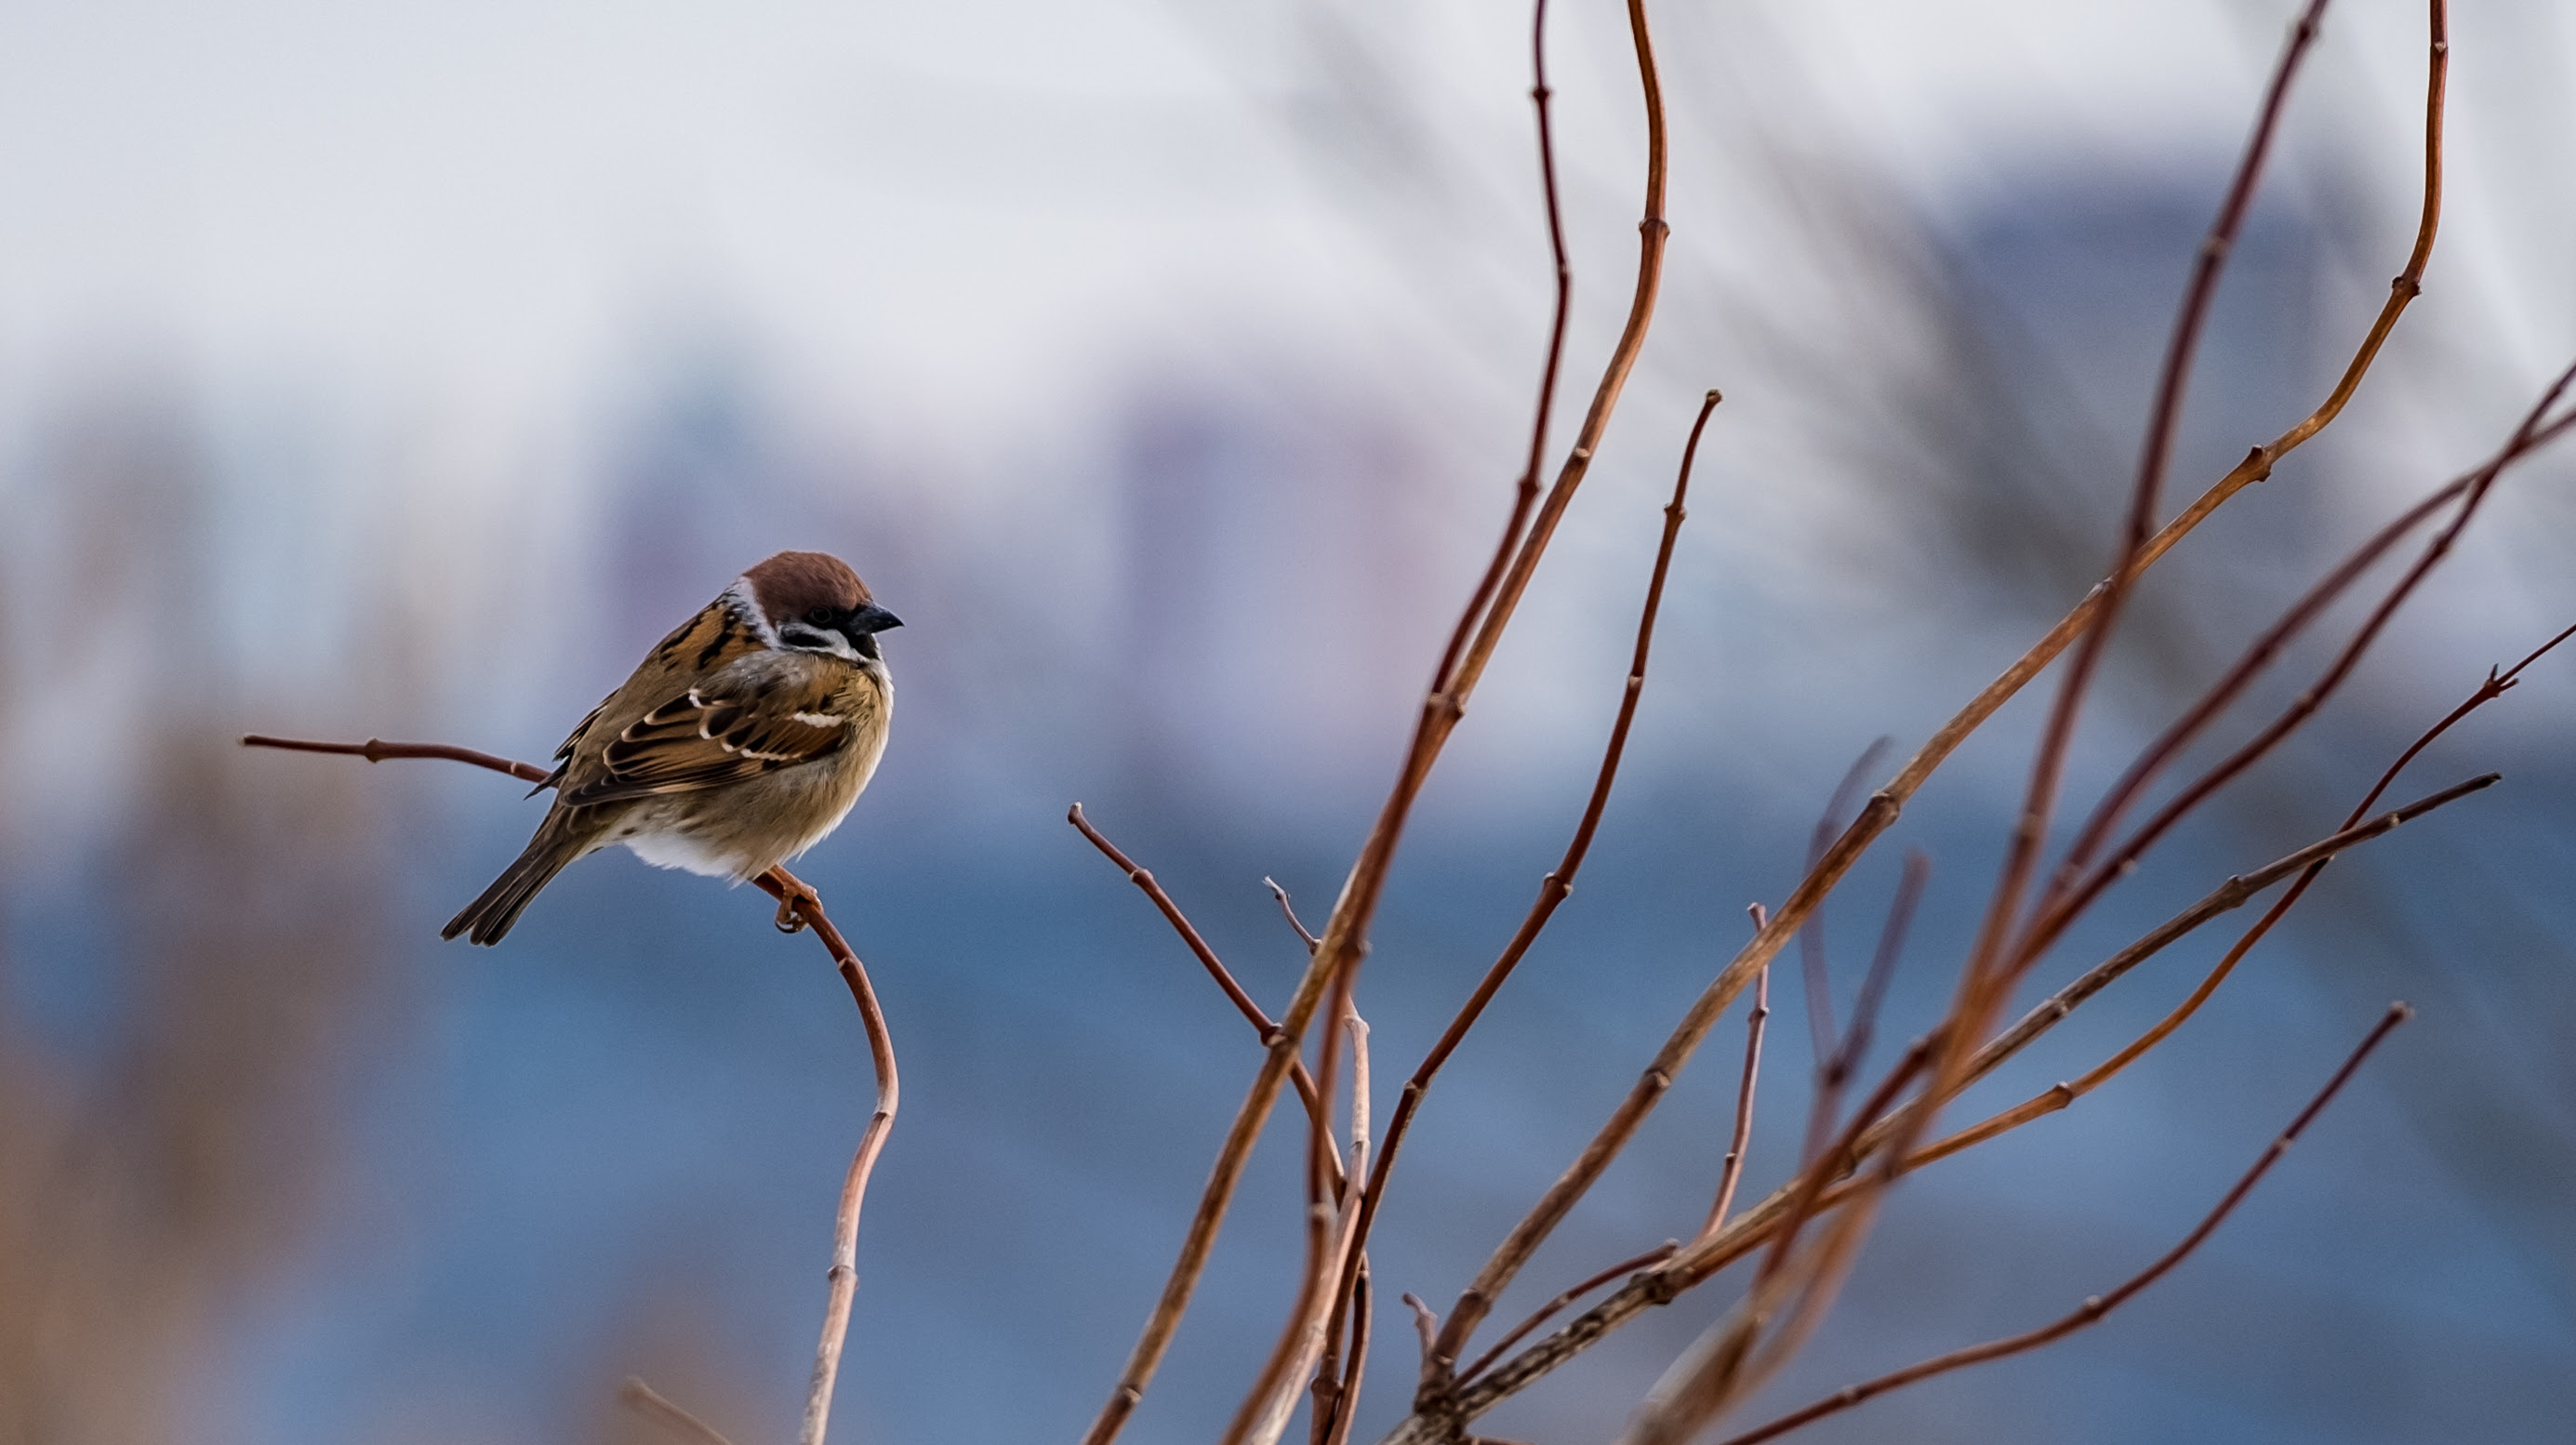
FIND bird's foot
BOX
[769,873,823,935]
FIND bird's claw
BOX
[773,880,821,935]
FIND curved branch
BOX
[242,734,897,1445]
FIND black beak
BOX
[847,603,903,635]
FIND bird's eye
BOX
[806,607,832,625]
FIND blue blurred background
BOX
[4,2,2575,1442]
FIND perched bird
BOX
[444,550,900,945]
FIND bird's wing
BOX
[557,669,854,807]
[554,700,608,765]
[531,698,612,794]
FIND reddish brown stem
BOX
[1717,1005,2411,1445]
[1698,966,1770,1244]
[241,733,551,786]
[2019,373,2576,978]
[1069,804,1337,1181]
[1426,772,2491,1436]
[1268,877,1323,951]
[1364,389,1716,1376]
[1920,624,2573,1166]
[1800,850,1924,1170]
[1429,0,1576,701]
[1797,740,1892,1071]
[1316,1261,1373,1445]
[1456,1241,1679,1386]
[1957,0,2341,1170]
[1077,0,1675,1409]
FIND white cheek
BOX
[776,624,861,660]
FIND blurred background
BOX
[4,1,2574,1442]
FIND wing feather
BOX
[560,676,853,806]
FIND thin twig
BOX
[1832,852,1928,1096]
[1071,804,1338,1186]
[1319,1262,1373,1445]
[1800,848,1922,1170]
[1798,740,1892,1075]
[1227,1003,1376,1445]
[1403,1293,1441,1374]
[241,733,551,786]
[621,1377,739,1445]
[1699,967,1770,1243]
[1311,1007,1374,1445]
[1613,1041,1939,1445]
[1756,1039,1936,1286]
[1268,877,1322,950]
[1716,1005,2413,1445]
[1427,0,1573,702]
[1457,1241,1679,1385]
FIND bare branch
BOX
[744,866,901,1445]
[1268,877,1322,951]
[1317,1262,1373,1445]
[1699,966,1769,1244]
[1376,7,2464,1437]
[1920,621,2572,1164]
[1413,772,2493,1437]
[621,1377,739,1445]
[242,733,550,786]
[1457,1241,1678,1386]
[1956,0,2344,1200]
[1077,0,1679,1427]
[2024,371,2576,974]
[1402,1293,1441,1378]
[1716,1005,2413,1445]
[1798,740,1894,1073]
[1071,805,1338,1184]
[1801,852,1926,1169]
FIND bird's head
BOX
[743,550,903,662]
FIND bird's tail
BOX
[443,820,589,946]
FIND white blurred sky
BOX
[10,0,2565,434]
[4,0,2574,815]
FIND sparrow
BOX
[443,550,900,946]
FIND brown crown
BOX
[742,550,872,623]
